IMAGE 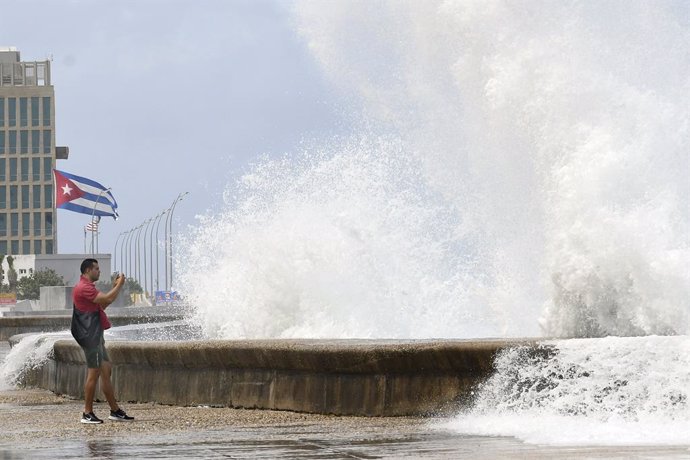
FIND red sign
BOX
[0,293,17,305]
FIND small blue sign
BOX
[155,290,179,303]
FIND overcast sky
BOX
[2,0,349,256]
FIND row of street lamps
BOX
[113,192,189,297]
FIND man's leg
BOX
[99,360,119,411]
[84,367,101,413]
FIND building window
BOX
[11,240,19,254]
[9,158,17,181]
[20,130,28,154]
[31,97,39,126]
[0,214,5,237]
[32,158,40,181]
[11,213,18,236]
[0,241,6,254]
[44,185,53,207]
[9,130,16,154]
[33,211,41,236]
[21,158,29,181]
[34,239,42,255]
[8,98,16,127]
[19,268,27,275]
[45,239,53,254]
[42,97,51,127]
[0,97,4,126]
[45,211,53,236]
[21,240,30,255]
[33,185,41,208]
[0,131,4,154]
[43,130,51,155]
[19,98,28,127]
[43,157,52,180]
[9,185,17,209]
[0,159,4,181]
[31,130,40,154]
[0,186,5,209]
[21,186,29,210]
[22,212,30,236]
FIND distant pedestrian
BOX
[71,258,134,423]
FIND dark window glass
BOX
[10,185,17,209]
[42,97,51,126]
[33,212,41,236]
[0,186,5,209]
[0,215,5,237]
[19,98,27,127]
[31,97,39,126]
[11,213,18,236]
[22,212,29,236]
[33,185,41,208]
[44,185,53,207]
[9,130,16,154]
[22,240,30,255]
[43,158,52,180]
[34,239,42,255]
[45,212,53,235]
[0,159,4,181]
[21,158,29,181]
[8,98,16,127]
[45,239,53,254]
[43,130,51,154]
[31,130,40,154]
[20,130,28,154]
[32,158,40,181]
[0,97,4,126]
[21,185,29,210]
[9,158,17,181]
[0,131,4,154]
[11,240,19,254]
[0,241,6,254]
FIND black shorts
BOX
[81,334,110,368]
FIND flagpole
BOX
[90,187,111,257]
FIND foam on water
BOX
[180,1,689,339]
[0,332,69,390]
[175,1,689,445]
[440,335,690,445]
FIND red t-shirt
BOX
[73,275,112,330]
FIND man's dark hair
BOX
[80,258,99,274]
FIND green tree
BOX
[16,268,66,300]
[0,254,5,293]
[6,255,18,292]
[96,275,142,306]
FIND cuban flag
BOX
[53,169,119,219]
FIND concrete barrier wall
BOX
[0,313,183,340]
[33,338,538,416]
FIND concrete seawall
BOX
[31,338,538,416]
[0,309,183,340]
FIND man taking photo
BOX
[71,258,134,423]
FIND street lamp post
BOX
[141,217,153,297]
[113,232,123,272]
[149,211,165,298]
[120,229,131,276]
[154,209,167,295]
[134,222,147,288]
[127,225,139,279]
[164,192,188,291]
[89,187,111,256]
